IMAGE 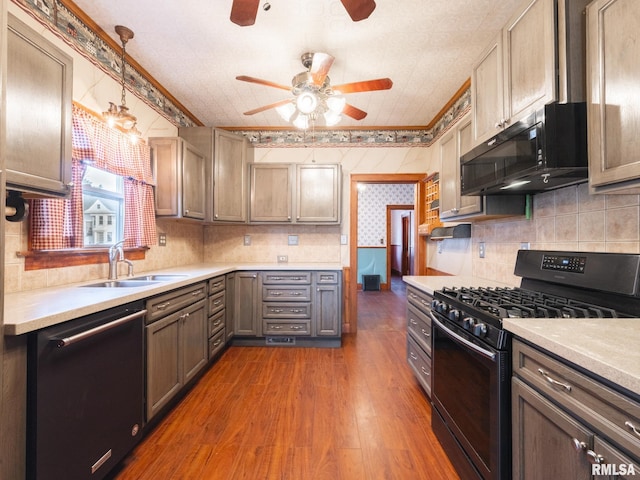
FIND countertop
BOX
[404,275,640,397]
[4,263,343,335]
[504,318,640,397]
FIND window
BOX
[82,166,124,247]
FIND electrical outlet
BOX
[244,235,251,246]
[340,234,348,245]
[288,235,299,246]
[277,255,288,263]
[158,233,167,246]
[520,242,531,250]
[479,241,486,258]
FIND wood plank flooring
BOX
[109,275,459,479]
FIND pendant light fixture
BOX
[102,25,141,142]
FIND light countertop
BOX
[504,318,640,397]
[4,263,342,335]
[403,275,513,295]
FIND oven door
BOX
[430,312,510,480]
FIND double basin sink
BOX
[81,274,188,288]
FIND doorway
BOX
[347,174,425,333]
[386,204,414,284]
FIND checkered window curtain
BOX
[29,105,157,250]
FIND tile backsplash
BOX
[471,182,640,286]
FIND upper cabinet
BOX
[213,129,250,222]
[249,163,341,225]
[150,137,206,221]
[296,164,341,224]
[471,0,589,145]
[586,0,640,194]
[439,113,526,221]
[178,127,252,223]
[6,14,73,197]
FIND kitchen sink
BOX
[81,280,160,288]
[128,274,189,281]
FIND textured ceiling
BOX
[71,0,524,129]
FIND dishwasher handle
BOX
[54,309,147,348]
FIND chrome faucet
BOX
[108,240,134,280]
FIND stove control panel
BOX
[541,254,586,273]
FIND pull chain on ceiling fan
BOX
[236,52,392,128]
[230,0,376,26]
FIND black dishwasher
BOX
[27,301,146,480]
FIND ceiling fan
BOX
[236,52,393,128]
[230,0,376,26]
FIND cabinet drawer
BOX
[513,340,640,459]
[407,286,432,312]
[407,335,431,396]
[407,304,431,356]
[262,271,311,284]
[316,271,339,284]
[263,320,311,336]
[262,302,311,319]
[208,290,225,316]
[262,285,311,301]
[208,329,225,358]
[208,275,225,294]
[208,309,225,337]
[146,282,207,324]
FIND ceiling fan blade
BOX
[310,53,335,86]
[333,78,393,94]
[343,104,367,120]
[230,0,260,26]
[243,99,292,116]
[236,75,291,91]
[340,0,376,21]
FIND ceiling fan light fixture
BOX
[292,113,310,130]
[326,93,346,114]
[276,102,296,122]
[323,111,342,127]
[296,91,318,114]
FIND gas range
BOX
[431,250,640,351]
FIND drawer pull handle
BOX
[213,339,222,347]
[213,319,222,326]
[538,368,571,392]
[156,302,171,310]
[272,325,283,330]
[213,300,222,306]
[291,309,303,313]
[291,325,304,330]
[420,366,430,376]
[192,290,203,296]
[572,438,587,452]
[271,292,283,296]
[292,292,301,296]
[409,319,418,325]
[625,421,640,438]
[272,309,283,313]
[571,438,603,464]
[409,352,418,360]
[421,328,430,337]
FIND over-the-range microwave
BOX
[460,102,587,196]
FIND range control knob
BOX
[431,300,441,311]
[462,317,475,330]
[448,309,461,321]
[473,323,488,337]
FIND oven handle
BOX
[54,310,147,348]
[429,312,496,361]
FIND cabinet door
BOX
[296,164,341,223]
[512,378,593,480]
[6,14,72,197]
[471,33,504,144]
[587,0,640,193]
[457,118,483,216]
[181,300,207,384]
[234,272,259,335]
[146,313,181,420]
[314,284,341,336]
[151,138,180,216]
[503,0,556,123]
[181,141,206,219]
[214,129,247,222]
[250,163,293,222]
[225,273,235,341]
[438,130,458,217]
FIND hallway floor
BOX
[110,273,458,479]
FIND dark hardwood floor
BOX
[110,273,459,479]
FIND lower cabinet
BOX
[512,339,640,479]
[145,283,207,421]
[233,270,342,345]
[405,286,433,396]
[207,275,226,359]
